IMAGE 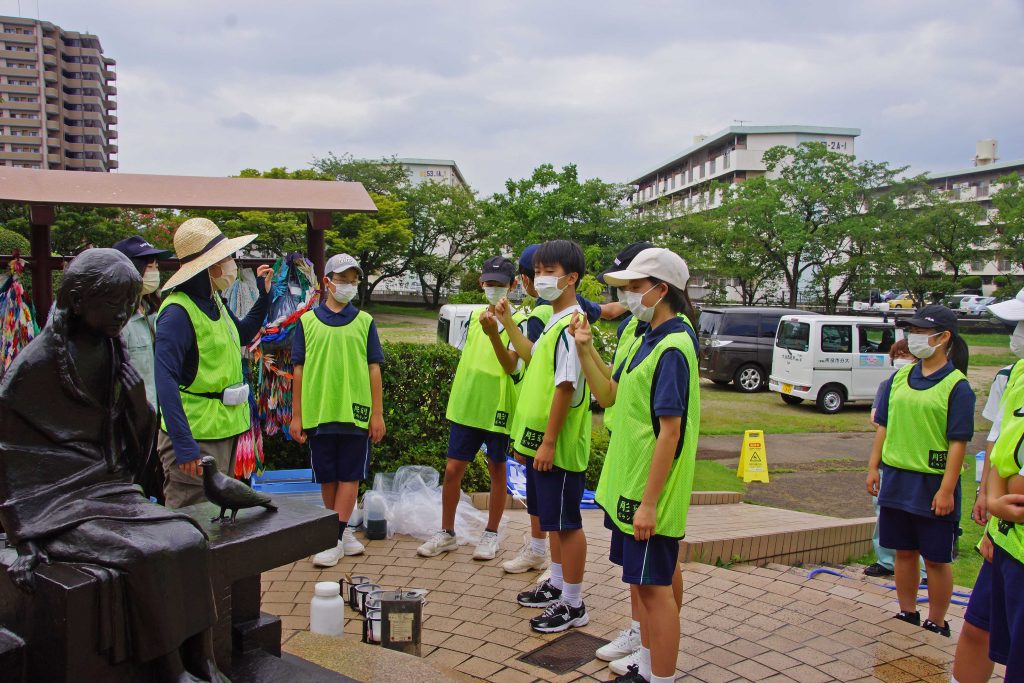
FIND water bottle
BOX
[364,491,388,541]
[310,581,345,637]
[976,451,986,483]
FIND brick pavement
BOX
[264,508,1000,682]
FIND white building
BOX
[398,158,467,189]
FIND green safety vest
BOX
[158,292,250,440]
[881,363,968,474]
[509,312,592,472]
[298,309,374,430]
[528,304,553,334]
[988,360,1024,562]
[603,316,642,434]
[446,307,518,434]
[508,309,529,408]
[596,327,700,538]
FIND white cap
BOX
[314,581,341,598]
[988,287,1024,321]
[325,253,362,277]
[603,247,689,290]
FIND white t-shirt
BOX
[985,364,1014,442]
[546,304,586,405]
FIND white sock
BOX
[549,562,564,590]
[530,536,546,555]
[639,646,652,680]
[650,675,674,683]
[562,581,583,608]
[631,619,641,633]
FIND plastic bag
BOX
[365,465,501,545]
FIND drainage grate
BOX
[517,631,609,675]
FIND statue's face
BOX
[74,291,136,338]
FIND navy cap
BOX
[898,304,958,333]
[518,244,541,275]
[112,235,173,261]
[598,241,656,284]
[481,256,515,285]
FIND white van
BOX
[437,303,487,349]
[767,315,904,414]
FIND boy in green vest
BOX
[575,247,698,683]
[867,305,974,638]
[290,253,386,568]
[508,239,593,633]
[417,256,522,561]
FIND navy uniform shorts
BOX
[517,453,584,532]
[605,513,681,586]
[308,432,371,484]
[447,422,509,463]
[990,544,1024,669]
[964,557,993,632]
[878,506,957,563]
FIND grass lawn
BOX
[700,381,875,435]
[367,303,440,319]
[972,352,1018,367]
[692,460,746,493]
[961,331,1010,347]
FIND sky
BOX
[10,0,1024,194]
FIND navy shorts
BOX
[517,453,584,531]
[989,543,1023,668]
[447,423,509,463]
[965,558,993,633]
[605,514,680,586]
[309,432,371,483]
[878,506,957,563]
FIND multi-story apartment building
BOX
[629,125,860,216]
[0,15,117,172]
[920,140,1024,294]
[398,158,467,189]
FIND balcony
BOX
[107,129,117,139]
[0,151,43,162]
[0,66,37,77]
[105,85,117,96]
[108,143,117,154]
[1,33,36,45]
[0,48,36,60]
[42,37,56,50]
[102,68,115,81]
[47,153,60,164]
[43,54,56,66]
[44,87,58,99]
[0,83,38,95]
[106,114,117,124]
[43,70,56,83]
[45,103,58,114]
[108,159,118,169]
[106,99,117,110]
[4,100,42,111]
[46,137,59,148]
[0,134,41,144]
[45,120,57,131]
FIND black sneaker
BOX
[863,563,894,577]
[530,600,589,633]
[612,664,647,682]
[922,619,951,637]
[517,579,562,608]
[895,610,920,625]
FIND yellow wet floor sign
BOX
[737,430,769,483]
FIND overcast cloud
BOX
[11,0,1024,193]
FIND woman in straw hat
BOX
[154,218,273,508]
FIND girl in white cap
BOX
[572,247,698,683]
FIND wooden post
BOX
[28,205,55,321]
[305,211,331,283]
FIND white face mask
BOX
[893,357,914,369]
[483,286,508,306]
[141,269,161,295]
[534,274,567,301]
[211,259,237,292]
[907,332,941,359]
[330,282,358,304]
[1011,322,1024,358]
[624,285,663,323]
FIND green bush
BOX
[447,291,485,305]
[0,227,29,255]
[959,275,983,291]
[587,427,609,490]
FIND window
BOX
[759,316,781,339]
[710,158,716,174]
[697,311,722,336]
[821,324,852,353]
[721,313,758,337]
[776,321,810,351]
[858,326,894,354]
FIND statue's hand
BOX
[120,362,145,398]
[8,541,48,594]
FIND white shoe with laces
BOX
[473,531,499,560]
[609,648,642,676]
[417,530,458,557]
[502,541,550,574]
[312,540,345,568]
[341,527,365,556]
[597,624,641,661]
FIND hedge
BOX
[260,340,611,493]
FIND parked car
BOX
[768,315,903,414]
[886,293,915,309]
[698,307,816,392]
[437,303,486,349]
[961,295,996,317]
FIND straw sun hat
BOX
[161,218,257,292]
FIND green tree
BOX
[329,192,412,306]
[993,173,1024,271]
[483,163,661,273]
[402,181,486,308]
[313,153,409,195]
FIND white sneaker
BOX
[502,542,550,574]
[312,540,345,568]
[609,648,642,676]
[597,625,641,661]
[341,527,365,556]
[473,531,499,560]
[417,530,457,557]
